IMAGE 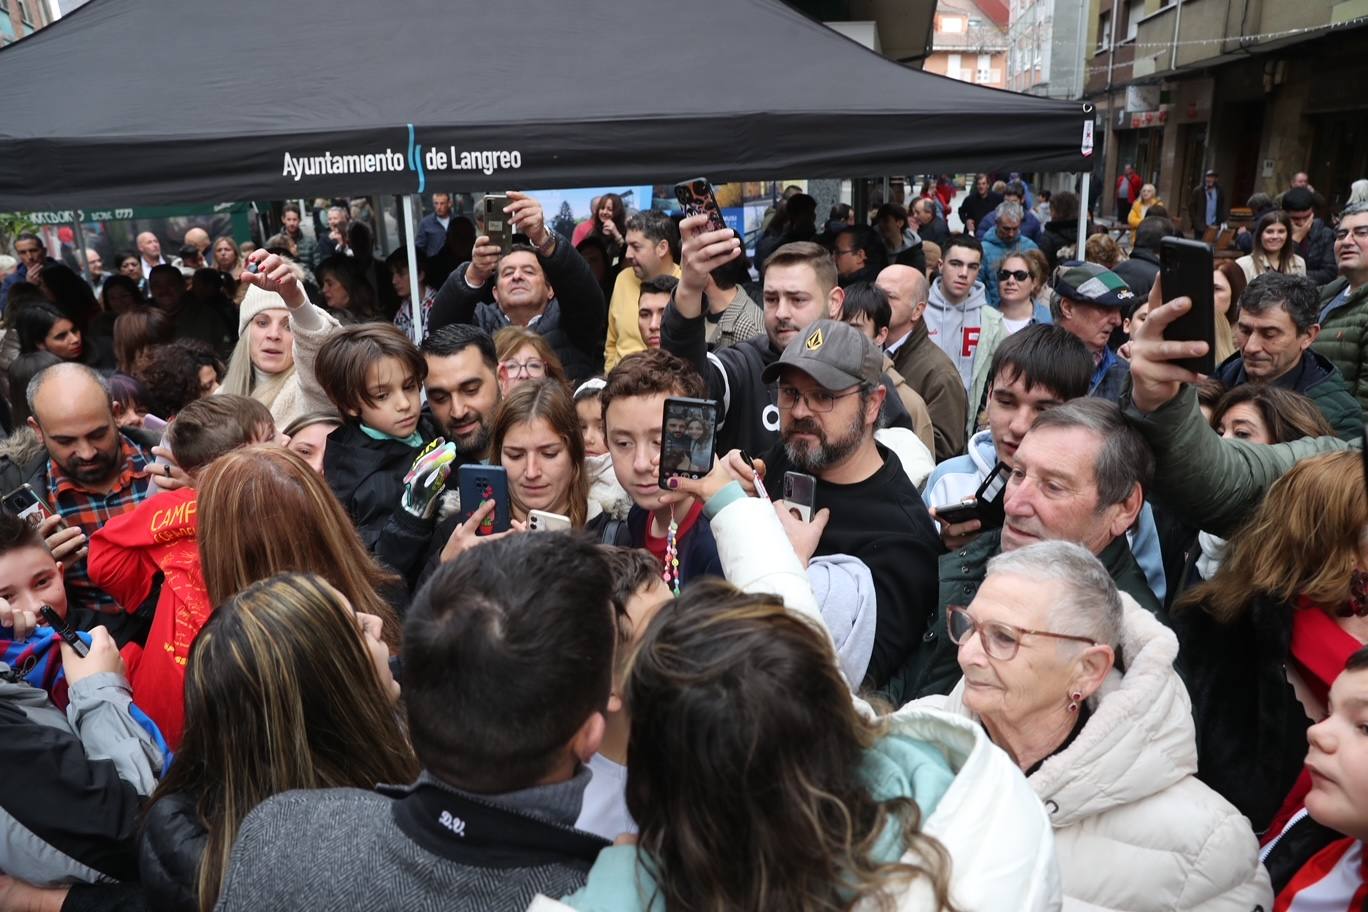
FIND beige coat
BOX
[922,598,1272,912]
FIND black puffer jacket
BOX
[1169,593,1310,835]
[323,417,441,551]
[138,791,206,912]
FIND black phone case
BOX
[1159,237,1217,376]
[457,465,511,535]
[482,196,513,253]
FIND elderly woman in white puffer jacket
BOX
[920,540,1271,911]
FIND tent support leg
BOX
[1077,172,1091,256]
[402,194,423,345]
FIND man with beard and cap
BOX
[756,318,940,690]
[662,222,914,457]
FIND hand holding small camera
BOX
[60,626,124,685]
[240,250,306,309]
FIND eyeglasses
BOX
[500,359,545,378]
[777,385,862,413]
[946,605,1097,661]
[1334,226,1368,242]
[945,259,981,272]
[998,269,1031,282]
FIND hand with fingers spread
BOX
[439,499,526,564]
[675,214,742,319]
[1127,285,1206,414]
[239,249,306,309]
[38,513,85,565]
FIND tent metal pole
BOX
[402,194,423,345]
[71,216,90,280]
[1077,172,1091,255]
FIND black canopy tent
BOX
[0,0,1089,210]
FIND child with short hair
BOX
[87,394,280,747]
[590,349,723,588]
[575,546,670,840]
[312,323,443,549]
[574,378,631,522]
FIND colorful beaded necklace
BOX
[662,517,681,596]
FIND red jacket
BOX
[87,487,210,748]
[1118,171,1142,203]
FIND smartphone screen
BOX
[1158,237,1216,375]
[782,471,816,522]
[482,194,513,254]
[673,178,728,233]
[2,484,54,529]
[658,397,718,488]
[457,464,511,535]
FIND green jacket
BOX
[1312,276,1368,415]
[1121,384,1353,538]
[885,529,1161,705]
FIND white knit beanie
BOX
[237,282,291,336]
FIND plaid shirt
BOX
[47,435,154,615]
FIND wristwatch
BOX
[532,231,557,256]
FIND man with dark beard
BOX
[3,362,158,635]
[758,319,940,689]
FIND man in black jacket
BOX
[428,191,606,382]
[1112,215,1172,300]
[760,319,940,688]
[216,535,617,912]
[662,223,913,456]
[1283,187,1338,286]
[958,174,1002,237]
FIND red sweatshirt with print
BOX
[88,487,211,748]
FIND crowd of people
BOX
[1,170,1367,911]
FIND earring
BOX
[1067,691,1083,713]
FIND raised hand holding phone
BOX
[239,249,306,308]
[675,214,742,319]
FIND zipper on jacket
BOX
[1259,806,1309,863]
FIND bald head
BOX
[27,362,111,425]
[184,227,211,253]
[136,232,162,261]
[876,264,930,343]
[26,363,125,487]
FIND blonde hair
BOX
[196,445,401,645]
[1179,451,1368,622]
[218,321,296,411]
[148,572,417,910]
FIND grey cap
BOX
[761,319,884,390]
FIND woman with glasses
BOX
[924,540,1271,910]
[1237,210,1306,281]
[493,325,567,396]
[996,253,1051,333]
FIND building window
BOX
[1096,10,1112,52]
[947,52,963,80]
[969,17,983,29]
[942,15,965,33]
[16,0,32,24]
[1124,0,1145,41]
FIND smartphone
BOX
[973,461,1010,530]
[673,178,728,233]
[143,414,167,432]
[1158,237,1216,376]
[528,509,571,532]
[457,464,511,535]
[3,483,55,529]
[935,497,981,525]
[482,194,513,253]
[658,397,718,488]
[39,604,88,658]
[782,471,816,522]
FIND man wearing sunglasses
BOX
[889,397,1159,703]
[1313,203,1368,414]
